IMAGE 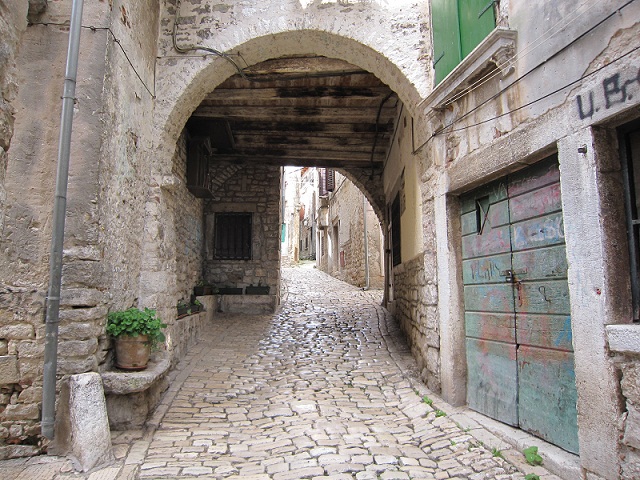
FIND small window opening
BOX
[620,121,640,322]
[475,196,490,234]
[214,213,252,260]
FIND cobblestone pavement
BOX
[2,265,561,479]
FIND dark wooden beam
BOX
[209,154,385,169]
[192,105,396,123]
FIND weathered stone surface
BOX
[58,339,99,358]
[52,373,113,472]
[56,356,98,375]
[204,164,281,295]
[0,355,19,384]
[0,324,34,340]
[27,0,47,18]
[101,355,170,395]
[58,322,103,340]
[60,289,104,308]
[1,403,39,421]
[623,405,640,451]
[17,386,41,404]
[310,171,384,289]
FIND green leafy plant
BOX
[107,308,167,348]
[491,447,504,459]
[422,395,434,406]
[435,409,447,417]
[525,475,540,480]
[177,300,191,316]
[523,446,543,466]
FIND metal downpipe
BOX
[41,0,85,440]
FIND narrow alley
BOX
[6,264,559,479]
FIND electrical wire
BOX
[29,21,156,98]
[383,103,405,173]
[444,44,640,134]
[369,92,396,178]
[414,43,640,152]
[171,0,371,83]
[439,0,602,107]
[413,0,639,154]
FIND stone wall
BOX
[169,132,205,304]
[322,174,384,289]
[0,0,28,234]
[618,359,640,479]
[0,0,112,456]
[393,253,439,392]
[606,327,640,479]
[204,165,281,293]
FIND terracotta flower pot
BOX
[114,335,150,370]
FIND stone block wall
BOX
[204,165,281,293]
[0,0,112,456]
[618,359,640,479]
[0,0,28,234]
[322,174,384,289]
[170,132,205,304]
[393,253,440,392]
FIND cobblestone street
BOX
[3,265,560,479]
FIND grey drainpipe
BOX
[41,0,85,440]
[362,192,370,290]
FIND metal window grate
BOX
[326,169,335,192]
[620,122,640,322]
[214,213,252,260]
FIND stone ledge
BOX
[101,353,170,395]
[421,27,517,111]
[218,294,277,314]
[607,325,640,355]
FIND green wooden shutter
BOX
[459,0,496,58]
[432,0,462,84]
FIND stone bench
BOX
[100,297,215,429]
[101,353,171,430]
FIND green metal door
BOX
[461,157,579,454]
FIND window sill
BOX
[607,324,640,355]
[423,27,517,111]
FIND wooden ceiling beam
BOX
[229,121,393,134]
[192,106,396,124]
[232,134,388,148]
[209,154,384,169]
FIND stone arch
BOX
[142,24,428,308]
[152,27,426,208]
[338,168,386,227]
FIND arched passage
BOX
[141,25,429,311]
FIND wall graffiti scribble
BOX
[576,67,640,120]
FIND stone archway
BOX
[142,18,429,307]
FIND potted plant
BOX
[194,281,214,296]
[177,300,191,317]
[106,307,167,370]
[245,282,270,295]
[191,299,203,313]
[218,286,243,295]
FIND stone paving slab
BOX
[0,265,566,479]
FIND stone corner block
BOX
[0,355,19,384]
[51,372,114,472]
[607,325,640,355]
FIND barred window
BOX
[214,213,252,260]
[620,120,640,322]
